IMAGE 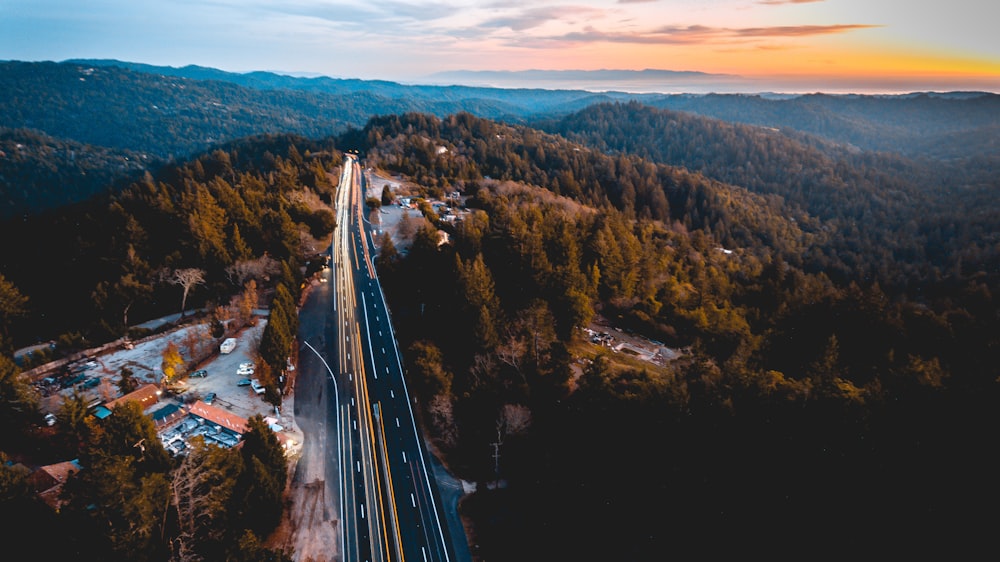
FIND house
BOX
[150,402,186,428]
[99,383,162,413]
[29,459,83,511]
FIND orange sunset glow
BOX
[1,0,997,93]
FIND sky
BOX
[2,0,998,93]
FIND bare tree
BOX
[182,323,212,365]
[492,404,531,483]
[495,327,527,376]
[170,438,238,562]
[225,256,280,288]
[168,268,206,317]
[427,394,458,448]
[396,210,417,241]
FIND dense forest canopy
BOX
[536,101,1000,296]
[0,127,153,220]
[0,133,336,351]
[4,59,996,218]
[0,133,338,560]
[355,111,1000,559]
[645,91,1000,160]
[0,91,997,559]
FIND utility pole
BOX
[491,436,502,487]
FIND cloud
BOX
[249,0,458,26]
[540,23,879,46]
[757,0,824,4]
[479,5,606,31]
[732,24,878,37]
[618,0,659,3]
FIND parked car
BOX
[237,378,252,387]
[204,392,216,405]
[237,365,254,376]
[239,362,254,370]
[191,369,208,378]
[250,379,265,395]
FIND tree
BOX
[57,389,93,452]
[167,268,206,318]
[0,354,38,431]
[187,183,232,266]
[232,415,287,535]
[230,529,294,562]
[232,280,259,329]
[381,183,394,206]
[170,437,242,561]
[63,400,172,561]
[406,340,454,401]
[0,273,28,353]
[375,232,400,277]
[457,254,501,350]
[226,256,280,289]
[396,210,417,241]
[161,341,185,383]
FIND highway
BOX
[332,154,455,562]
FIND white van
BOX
[220,338,237,354]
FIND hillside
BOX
[0,105,998,559]
[0,128,152,220]
[352,112,1000,560]
[536,101,1000,292]
[645,91,1000,159]
[2,58,999,559]
[3,60,997,221]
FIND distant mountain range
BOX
[1,59,998,219]
[424,68,748,93]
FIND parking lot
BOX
[34,317,301,454]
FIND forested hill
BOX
[0,60,367,159]
[352,111,1000,558]
[537,101,1000,293]
[359,111,815,259]
[4,60,997,220]
[0,128,151,220]
[0,60,635,162]
[645,91,1000,159]
[67,58,635,114]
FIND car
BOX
[191,369,208,378]
[250,379,265,395]
[237,378,252,387]
[237,365,255,376]
[204,392,216,405]
[239,362,254,370]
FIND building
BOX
[29,459,83,511]
[93,383,162,419]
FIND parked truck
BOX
[220,338,237,354]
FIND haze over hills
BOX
[422,68,749,93]
[1,59,998,220]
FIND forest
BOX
[0,99,997,559]
[0,136,334,560]
[357,111,1000,559]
